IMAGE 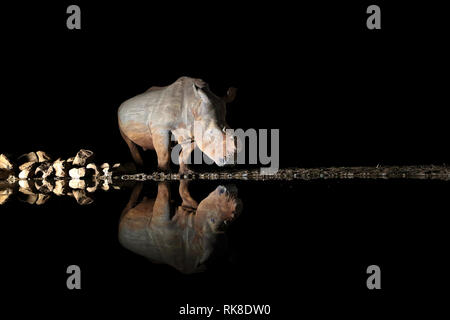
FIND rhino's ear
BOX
[222,87,237,103]
[193,84,209,102]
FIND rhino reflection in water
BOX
[118,181,242,274]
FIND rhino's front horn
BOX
[223,87,237,103]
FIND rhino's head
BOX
[192,84,238,166]
[196,185,242,233]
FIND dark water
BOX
[1,177,448,317]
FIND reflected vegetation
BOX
[119,181,242,274]
[0,177,118,205]
[0,150,133,205]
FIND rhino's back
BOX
[119,209,204,274]
[146,78,187,128]
[118,77,193,139]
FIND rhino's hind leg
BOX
[120,128,144,166]
[121,183,144,219]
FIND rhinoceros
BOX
[118,181,242,274]
[118,76,237,173]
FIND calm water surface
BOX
[1,177,448,316]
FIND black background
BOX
[2,1,448,166]
[1,1,449,318]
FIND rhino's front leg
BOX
[152,182,172,222]
[152,129,171,171]
[179,141,196,174]
[179,180,198,209]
